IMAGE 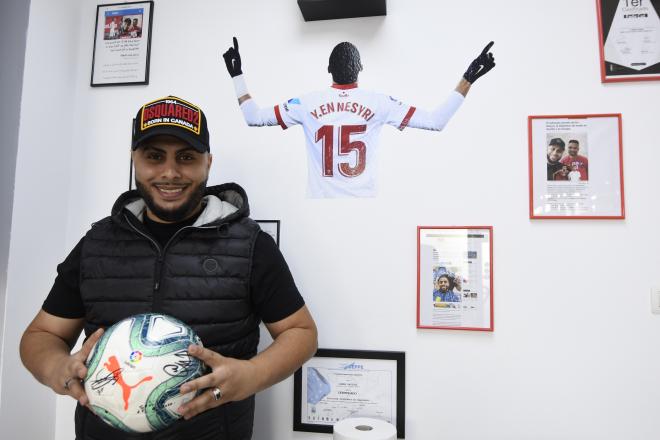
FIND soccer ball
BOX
[84,313,206,433]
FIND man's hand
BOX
[463,41,495,84]
[54,328,104,406]
[223,37,243,77]
[177,344,258,420]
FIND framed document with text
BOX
[417,227,493,331]
[528,114,625,219]
[293,349,405,438]
[91,1,154,86]
[597,0,660,82]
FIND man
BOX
[560,139,588,181]
[433,274,461,303]
[19,96,318,440]
[131,18,142,38]
[222,38,495,198]
[546,138,569,181]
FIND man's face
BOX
[547,145,563,162]
[567,142,579,156]
[132,135,212,223]
[437,277,450,292]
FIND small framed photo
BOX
[293,349,405,438]
[596,0,660,83]
[256,220,280,247]
[91,1,154,86]
[417,226,494,331]
[528,114,625,219]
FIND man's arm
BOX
[177,305,317,420]
[223,37,283,127]
[20,310,103,405]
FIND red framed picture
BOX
[528,114,625,219]
[416,226,494,331]
[596,0,660,83]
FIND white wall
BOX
[5,0,660,439]
[0,0,82,438]
[0,0,30,408]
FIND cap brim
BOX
[132,126,208,153]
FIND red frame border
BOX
[416,226,494,332]
[596,0,660,83]
[527,113,625,220]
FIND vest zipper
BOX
[124,215,227,305]
[124,214,163,294]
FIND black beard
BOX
[135,179,207,222]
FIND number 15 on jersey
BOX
[315,124,367,178]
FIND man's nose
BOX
[160,158,182,179]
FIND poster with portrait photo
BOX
[597,0,660,82]
[91,1,154,86]
[528,114,624,219]
[417,227,493,331]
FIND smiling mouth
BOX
[154,184,188,199]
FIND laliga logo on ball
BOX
[129,350,143,363]
[84,313,207,433]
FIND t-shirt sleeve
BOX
[250,231,305,323]
[42,238,86,319]
[274,97,304,130]
[382,94,416,130]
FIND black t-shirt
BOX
[43,214,304,324]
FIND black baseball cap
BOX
[132,96,210,153]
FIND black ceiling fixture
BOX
[297,0,387,22]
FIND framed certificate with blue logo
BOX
[293,349,405,438]
[91,1,154,86]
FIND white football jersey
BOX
[274,84,416,198]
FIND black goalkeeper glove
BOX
[223,37,243,77]
[463,41,495,83]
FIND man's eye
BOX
[147,153,162,160]
[178,154,195,161]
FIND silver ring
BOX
[63,377,74,391]
[211,386,222,401]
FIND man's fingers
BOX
[187,344,221,365]
[79,328,104,359]
[67,379,89,406]
[233,36,239,51]
[178,389,218,420]
[179,371,217,395]
[481,41,494,55]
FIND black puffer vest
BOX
[75,183,258,440]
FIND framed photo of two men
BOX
[596,0,660,82]
[528,114,624,219]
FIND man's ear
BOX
[207,153,213,172]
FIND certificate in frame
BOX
[417,226,494,331]
[528,114,625,219]
[256,220,280,247]
[293,349,405,438]
[91,1,154,86]
[596,0,660,83]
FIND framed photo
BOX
[417,226,493,331]
[293,349,405,438]
[528,114,625,219]
[91,1,154,86]
[596,0,660,82]
[256,220,280,246]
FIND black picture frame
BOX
[255,220,280,247]
[91,1,154,87]
[293,348,405,438]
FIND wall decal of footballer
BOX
[223,37,495,198]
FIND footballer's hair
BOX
[328,42,363,85]
[548,138,566,150]
[568,139,580,146]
